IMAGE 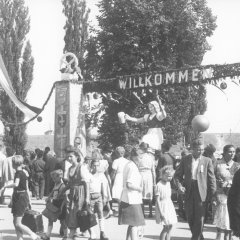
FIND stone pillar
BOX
[54,80,86,160]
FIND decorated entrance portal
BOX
[54,53,240,160]
[0,52,240,159]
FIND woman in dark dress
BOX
[0,155,40,240]
[63,145,90,240]
[227,168,240,238]
[125,96,166,151]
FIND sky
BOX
[2,0,240,135]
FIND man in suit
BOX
[174,138,216,240]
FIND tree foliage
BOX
[62,0,90,72]
[86,0,216,148]
[0,0,34,153]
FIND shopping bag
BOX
[42,202,61,222]
[77,206,97,232]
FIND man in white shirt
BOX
[174,138,216,240]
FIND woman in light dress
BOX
[118,147,145,240]
[125,96,166,151]
[111,146,129,204]
[138,142,156,218]
[214,144,239,240]
[92,148,113,217]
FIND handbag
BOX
[42,201,61,222]
[77,205,97,232]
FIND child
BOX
[155,165,177,240]
[41,169,68,240]
[0,155,40,240]
[89,159,108,240]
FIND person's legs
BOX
[165,225,173,240]
[13,218,23,240]
[69,228,77,239]
[191,182,206,240]
[33,175,40,199]
[184,191,194,235]
[149,201,153,218]
[215,228,222,240]
[126,226,131,240]
[14,216,39,239]
[96,196,108,240]
[43,220,53,239]
[223,230,232,240]
[159,225,168,240]
[39,174,45,199]
[60,219,68,239]
[129,226,139,240]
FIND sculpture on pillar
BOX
[60,52,83,80]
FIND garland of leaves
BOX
[1,62,240,127]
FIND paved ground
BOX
[0,198,217,240]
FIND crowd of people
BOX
[1,140,240,240]
[1,99,240,240]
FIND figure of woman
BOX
[125,96,166,151]
[63,145,90,240]
[111,147,129,206]
[227,168,240,238]
[214,144,239,240]
[92,148,113,217]
[118,147,145,240]
[138,142,156,218]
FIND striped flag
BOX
[0,54,41,119]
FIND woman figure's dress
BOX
[112,157,129,201]
[155,181,177,225]
[142,113,164,150]
[66,163,90,228]
[138,152,155,200]
[214,159,239,230]
[98,159,112,201]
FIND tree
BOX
[0,0,34,153]
[62,0,90,73]
[89,0,216,148]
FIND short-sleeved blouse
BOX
[121,161,142,204]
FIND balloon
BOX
[87,127,99,140]
[191,115,210,132]
[220,82,227,90]
[37,116,42,122]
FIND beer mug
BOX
[118,112,126,124]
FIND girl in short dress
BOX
[0,155,40,240]
[155,165,177,240]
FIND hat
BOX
[204,144,216,154]
[191,137,204,148]
[65,145,78,154]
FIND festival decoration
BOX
[87,126,99,140]
[0,54,41,118]
[60,52,83,80]
[37,116,42,122]
[191,115,210,132]
[2,60,240,127]
[220,81,227,90]
[83,62,240,93]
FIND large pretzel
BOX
[60,52,79,73]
